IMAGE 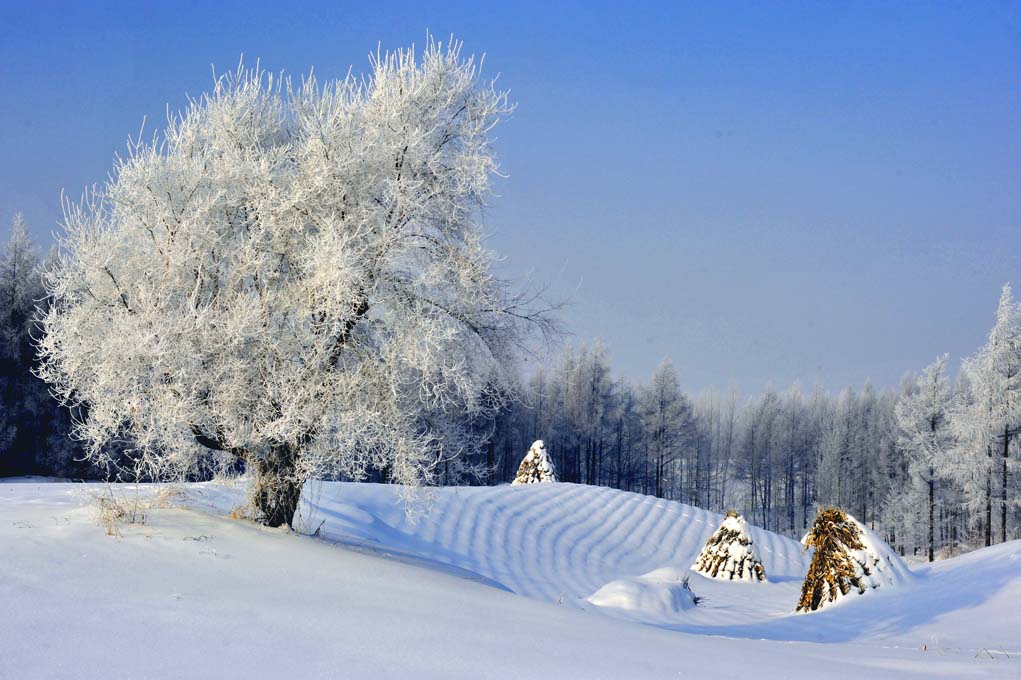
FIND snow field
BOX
[2,480,1018,679]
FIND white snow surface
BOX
[849,513,916,588]
[2,479,1019,679]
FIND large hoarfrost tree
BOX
[38,40,552,526]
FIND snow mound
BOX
[587,567,699,618]
[846,514,915,587]
[295,482,809,612]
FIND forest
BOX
[1,212,1017,561]
[478,304,1021,561]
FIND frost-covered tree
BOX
[38,40,552,526]
[691,510,766,581]
[950,358,996,545]
[511,439,556,484]
[950,285,1021,544]
[895,355,954,562]
[984,285,1021,543]
[640,358,693,499]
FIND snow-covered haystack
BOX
[796,507,913,612]
[511,440,557,485]
[691,510,767,582]
[587,567,699,618]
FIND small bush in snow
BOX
[691,510,767,582]
[90,487,148,536]
[680,573,704,606]
[88,485,183,536]
[512,440,557,485]
[796,506,911,612]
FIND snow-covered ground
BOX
[2,480,1018,679]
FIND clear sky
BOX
[1,1,1018,394]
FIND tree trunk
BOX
[986,446,992,547]
[928,465,935,563]
[490,430,498,479]
[249,445,303,528]
[1002,426,1009,544]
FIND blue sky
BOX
[1,1,1018,393]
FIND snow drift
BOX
[587,567,699,618]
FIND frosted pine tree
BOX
[691,511,766,582]
[797,507,912,612]
[511,440,557,485]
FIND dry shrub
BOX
[229,504,254,521]
[91,487,147,536]
[150,485,184,509]
[692,510,767,582]
[89,484,182,536]
[797,506,866,612]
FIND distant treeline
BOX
[0,214,86,478]
[458,293,1021,561]
[2,215,1018,561]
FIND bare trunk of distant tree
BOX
[1002,426,1010,544]
[927,464,935,563]
[486,434,495,480]
[986,445,993,547]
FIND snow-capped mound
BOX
[849,515,914,587]
[797,508,912,612]
[587,567,699,618]
[692,511,766,582]
[293,482,808,612]
[511,440,557,484]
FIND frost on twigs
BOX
[36,37,557,527]
[691,510,766,582]
[796,507,911,612]
[511,440,556,485]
